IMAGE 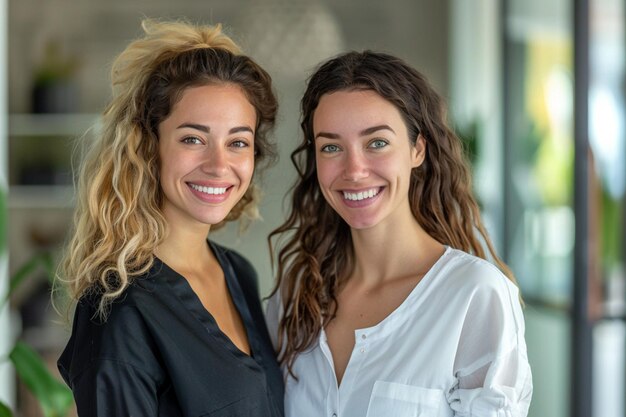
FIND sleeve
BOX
[264,290,282,351]
[447,275,533,417]
[59,297,165,417]
[70,359,159,417]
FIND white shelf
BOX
[9,113,100,136]
[8,185,75,209]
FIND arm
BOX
[448,275,533,417]
[59,297,165,417]
[70,359,159,416]
[264,290,282,351]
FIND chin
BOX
[341,216,380,230]
[193,211,232,227]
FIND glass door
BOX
[589,0,626,416]
[503,1,575,416]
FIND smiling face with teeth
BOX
[313,89,425,230]
[158,83,256,230]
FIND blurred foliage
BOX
[601,187,622,269]
[0,189,5,254]
[0,402,11,417]
[10,342,73,417]
[455,119,480,168]
[33,41,80,87]
[0,189,73,417]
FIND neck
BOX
[349,207,443,286]
[155,221,213,273]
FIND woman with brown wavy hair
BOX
[56,20,283,416]
[268,51,532,417]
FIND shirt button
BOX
[332,414,337,417]
[361,334,367,340]
[360,348,365,353]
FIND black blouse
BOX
[58,241,284,417]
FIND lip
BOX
[186,181,234,203]
[339,186,384,208]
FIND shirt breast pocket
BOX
[365,381,444,417]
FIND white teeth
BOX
[189,184,227,195]
[342,188,379,201]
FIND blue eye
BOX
[320,144,341,153]
[369,139,388,149]
[181,136,202,145]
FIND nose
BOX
[342,150,369,182]
[201,147,229,176]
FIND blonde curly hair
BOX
[59,19,277,319]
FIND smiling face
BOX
[158,83,256,231]
[313,89,425,230]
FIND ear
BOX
[411,134,426,168]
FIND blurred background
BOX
[0,0,623,416]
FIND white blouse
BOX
[266,247,533,417]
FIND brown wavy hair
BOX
[269,50,516,374]
[58,19,277,319]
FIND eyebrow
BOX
[177,123,254,135]
[315,124,396,140]
[360,124,395,136]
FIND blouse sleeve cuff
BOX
[447,384,532,417]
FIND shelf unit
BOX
[9,113,99,137]
[8,113,99,209]
[8,185,75,209]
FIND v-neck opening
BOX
[209,240,257,359]
[349,245,451,338]
[320,246,452,390]
[153,241,257,361]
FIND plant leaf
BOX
[9,253,49,295]
[0,253,53,312]
[0,401,13,417]
[9,341,73,417]
[8,257,38,297]
[41,253,56,285]
[0,188,6,255]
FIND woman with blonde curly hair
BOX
[268,51,532,417]
[57,20,283,416]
